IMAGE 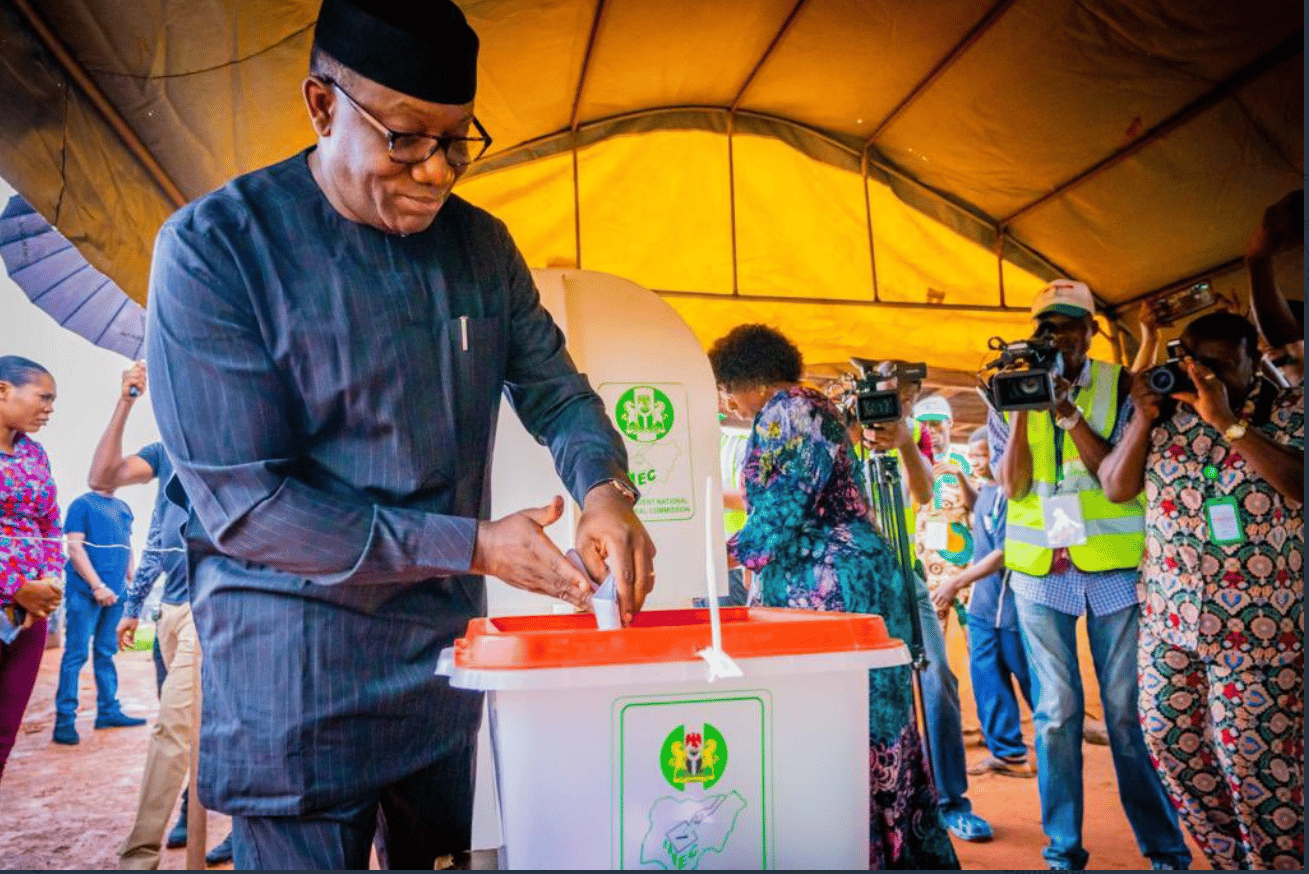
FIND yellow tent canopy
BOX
[0,0,1301,384]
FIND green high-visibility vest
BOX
[1003,359,1144,575]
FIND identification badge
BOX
[925,519,950,551]
[1204,496,1245,546]
[1043,493,1088,548]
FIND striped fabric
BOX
[146,152,630,815]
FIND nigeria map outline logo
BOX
[641,723,746,870]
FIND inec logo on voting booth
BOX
[616,386,675,443]
[660,723,728,791]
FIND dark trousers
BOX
[967,615,1034,761]
[1,618,47,781]
[232,741,476,870]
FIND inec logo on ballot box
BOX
[616,386,674,443]
[660,723,727,791]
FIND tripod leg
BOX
[913,660,938,795]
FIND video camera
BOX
[1143,340,1194,395]
[841,358,928,426]
[980,334,1061,411]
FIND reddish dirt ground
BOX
[2,638,1206,870]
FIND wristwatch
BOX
[1222,419,1249,442]
[600,478,639,505]
[1055,408,1082,431]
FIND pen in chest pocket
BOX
[459,315,469,352]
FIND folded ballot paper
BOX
[565,548,621,630]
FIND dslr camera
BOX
[1143,340,1194,395]
[981,334,1061,411]
[843,358,928,426]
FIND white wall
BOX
[2,176,162,558]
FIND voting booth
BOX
[485,267,730,615]
[468,269,907,868]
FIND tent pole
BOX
[729,0,809,111]
[569,0,607,132]
[1000,32,1304,227]
[570,146,582,269]
[864,0,1018,145]
[565,0,608,271]
[727,115,740,295]
[655,288,1025,314]
[996,232,1007,309]
[9,0,186,210]
[860,149,880,302]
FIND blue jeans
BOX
[967,615,1033,761]
[914,577,972,814]
[1014,596,1190,869]
[55,588,126,722]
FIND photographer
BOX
[856,367,993,843]
[861,361,934,510]
[989,280,1189,870]
[1099,312,1303,870]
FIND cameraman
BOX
[1100,312,1303,870]
[989,280,1189,870]
[862,365,994,843]
[861,361,934,509]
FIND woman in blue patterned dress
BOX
[710,325,958,870]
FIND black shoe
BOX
[95,711,147,729]
[52,722,79,745]
[165,817,188,849]
[205,834,233,865]
[167,791,189,848]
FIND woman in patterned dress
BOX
[1101,313,1303,869]
[0,355,63,784]
[709,325,958,870]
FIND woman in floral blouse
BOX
[1,355,63,784]
[1102,313,1303,869]
[709,325,958,870]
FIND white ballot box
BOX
[440,607,908,870]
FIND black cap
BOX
[313,0,479,105]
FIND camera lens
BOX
[1146,367,1175,394]
[1016,375,1044,396]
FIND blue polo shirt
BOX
[967,482,1015,630]
[64,491,134,596]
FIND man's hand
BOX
[1172,357,1237,430]
[930,579,960,615]
[576,483,657,626]
[13,578,62,622]
[1129,370,1166,424]
[1247,190,1303,259]
[471,496,595,610]
[864,419,912,453]
[1051,375,1077,418]
[1139,306,1160,338]
[121,360,147,401]
[117,616,139,651]
[92,585,118,607]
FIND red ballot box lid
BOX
[454,607,902,670]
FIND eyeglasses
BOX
[321,78,493,168]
